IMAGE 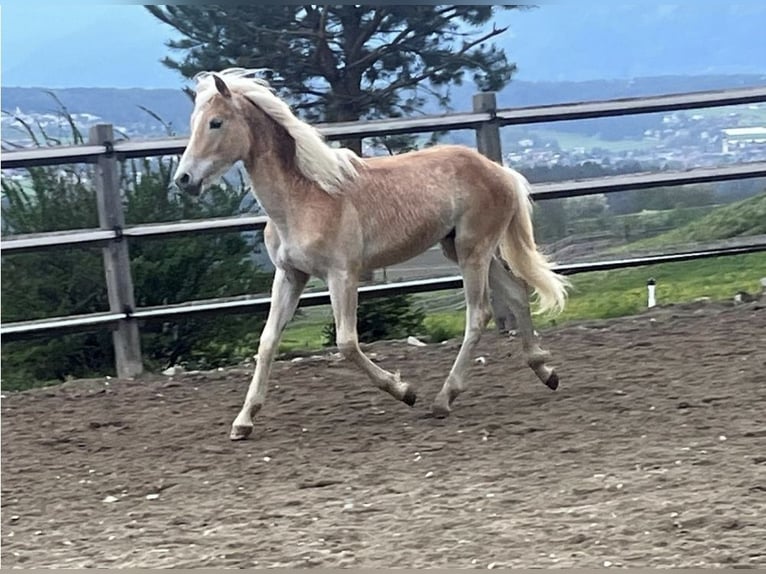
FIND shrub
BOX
[321,294,426,346]
[1,112,273,389]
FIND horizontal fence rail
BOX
[3,85,766,169]
[3,162,766,255]
[0,215,270,254]
[2,84,766,376]
[3,240,764,341]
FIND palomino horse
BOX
[174,69,570,441]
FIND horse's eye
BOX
[209,119,223,129]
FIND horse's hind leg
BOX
[442,238,511,333]
[327,269,417,406]
[488,256,560,390]
[432,239,493,417]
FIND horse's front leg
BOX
[230,266,309,440]
[327,269,417,406]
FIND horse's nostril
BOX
[177,173,191,187]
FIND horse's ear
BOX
[213,74,232,99]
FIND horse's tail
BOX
[498,167,570,314]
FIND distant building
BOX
[721,126,766,154]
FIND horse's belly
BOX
[363,227,449,271]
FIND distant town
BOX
[2,97,766,180]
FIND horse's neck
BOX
[246,159,328,231]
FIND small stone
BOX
[425,471,434,478]
[603,560,613,567]
[291,357,304,363]
[474,356,487,366]
[263,456,272,462]
[719,435,727,441]
[145,493,160,500]
[407,336,427,347]
[162,365,183,376]
[102,495,119,503]
[10,515,20,522]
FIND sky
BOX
[1,3,184,89]
[1,2,765,89]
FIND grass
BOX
[618,192,766,251]
[543,252,764,327]
[277,251,766,352]
[276,195,766,352]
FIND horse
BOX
[173,68,571,441]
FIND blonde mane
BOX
[193,68,360,195]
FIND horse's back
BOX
[345,145,513,269]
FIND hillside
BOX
[626,192,766,250]
[3,74,765,141]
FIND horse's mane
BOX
[194,68,359,195]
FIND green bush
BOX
[2,135,273,390]
[321,294,426,346]
[421,313,465,343]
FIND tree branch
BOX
[370,25,508,101]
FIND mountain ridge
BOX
[4,74,765,140]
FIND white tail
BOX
[498,168,570,314]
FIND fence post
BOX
[474,92,513,331]
[89,124,143,378]
[473,92,503,164]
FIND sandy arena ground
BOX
[2,301,765,568]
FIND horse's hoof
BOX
[402,387,417,407]
[545,371,559,391]
[229,424,253,441]
[431,399,452,419]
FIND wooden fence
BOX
[2,86,766,377]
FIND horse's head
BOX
[174,74,249,196]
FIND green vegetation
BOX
[1,152,273,392]
[321,294,426,347]
[277,195,766,348]
[147,5,520,154]
[276,251,765,350]
[545,252,764,326]
[572,204,719,238]
[619,192,766,251]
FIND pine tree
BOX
[147,5,522,153]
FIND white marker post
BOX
[647,278,657,308]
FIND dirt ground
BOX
[2,301,765,568]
